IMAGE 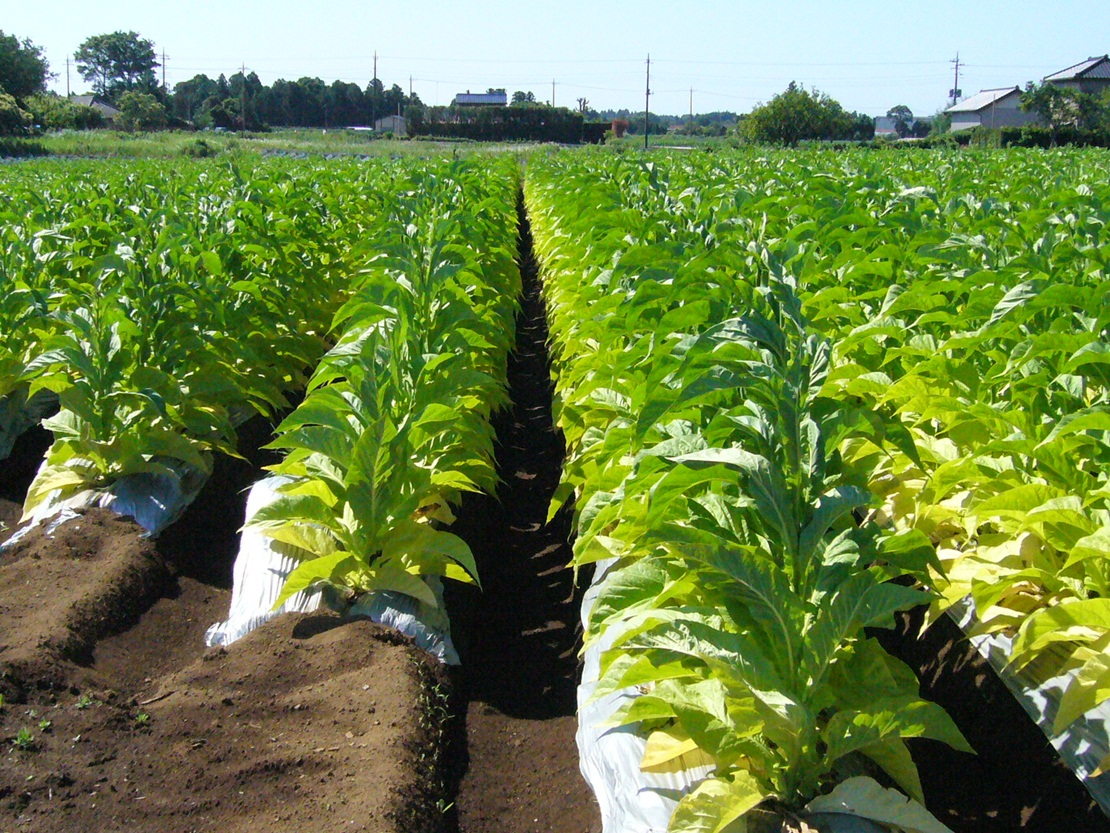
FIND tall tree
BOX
[75,31,159,102]
[741,82,854,146]
[0,30,50,100]
[886,104,914,137]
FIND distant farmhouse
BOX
[946,55,1110,132]
[71,95,120,123]
[1043,55,1110,95]
[946,87,1037,132]
[374,114,407,136]
[452,90,508,107]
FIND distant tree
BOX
[887,104,914,137]
[384,83,407,118]
[1025,82,1087,134]
[0,31,51,101]
[116,90,167,131]
[75,31,159,102]
[511,90,536,105]
[577,97,590,114]
[1021,82,1110,142]
[930,110,953,136]
[0,90,32,134]
[25,92,105,130]
[171,74,219,123]
[741,82,854,146]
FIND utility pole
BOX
[373,51,378,82]
[949,53,962,107]
[552,79,556,107]
[689,87,693,125]
[66,57,70,97]
[161,49,168,93]
[240,62,247,131]
[644,54,651,150]
[409,75,413,99]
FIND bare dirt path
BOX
[445,203,600,833]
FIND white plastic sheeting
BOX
[576,558,713,833]
[204,476,460,665]
[950,597,1110,815]
[3,456,207,549]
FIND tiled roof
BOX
[1044,55,1110,82]
[946,87,1021,114]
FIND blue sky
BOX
[7,1,1108,118]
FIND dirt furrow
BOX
[445,201,599,833]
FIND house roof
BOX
[1044,55,1110,82]
[946,87,1021,114]
[70,95,121,117]
[454,91,507,106]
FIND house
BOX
[1044,55,1110,96]
[453,90,508,107]
[946,87,1038,131]
[373,115,407,136]
[71,95,120,123]
[873,116,899,137]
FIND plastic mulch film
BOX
[576,557,714,833]
[3,456,208,549]
[950,596,1110,816]
[204,475,460,665]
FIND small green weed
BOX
[12,728,35,751]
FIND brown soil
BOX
[1,592,447,832]
[444,204,600,833]
[0,447,451,833]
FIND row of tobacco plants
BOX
[525,146,1110,831]
[0,152,519,604]
[0,156,386,516]
[248,157,521,609]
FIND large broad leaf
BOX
[624,618,787,702]
[272,550,359,610]
[381,519,480,587]
[823,696,973,768]
[22,463,92,518]
[1054,650,1110,735]
[1010,598,1110,670]
[668,772,768,833]
[641,724,718,773]
[798,486,870,565]
[805,776,954,833]
[804,574,925,688]
[860,736,925,806]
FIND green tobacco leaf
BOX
[1039,408,1110,447]
[272,550,358,610]
[824,697,973,769]
[382,520,480,586]
[665,678,764,762]
[860,736,925,805]
[668,772,768,833]
[805,575,925,688]
[876,528,945,576]
[975,484,1066,517]
[1062,527,1110,572]
[798,486,869,564]
[368,562,439,607]
[1054,650,1110,735]
[982,280,1042,330]
[589,556,672,631]
[1010,598,1110,670]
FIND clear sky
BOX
[6,1,1108,118]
